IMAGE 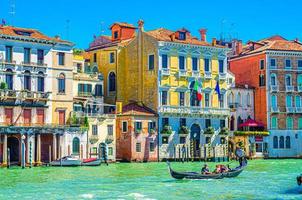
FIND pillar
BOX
[2,135,7,166]
[26,135,30,164]
[57,135,61,159]
[36,134,41,165]
[52,134,57,160]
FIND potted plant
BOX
[0,82,7,90]
[219,127,229,135]
[161,125,172,135]
[179,126,189,135]
[204,127,214,135]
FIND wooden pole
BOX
[49,145,52,164]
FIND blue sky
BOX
[0,0,301,48]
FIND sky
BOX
[0,0,302,49]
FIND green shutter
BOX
[298,118,302,129]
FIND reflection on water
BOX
[0,159,301,200]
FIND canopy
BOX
[238,119,264,128]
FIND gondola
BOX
[167,158,247,180]
[297,174,302,186]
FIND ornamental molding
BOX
[266,50,302,57]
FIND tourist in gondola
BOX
[201,164,210,174]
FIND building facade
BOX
[229,36,302,158]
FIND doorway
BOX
[190,124,201,157]
[7,136,20,163]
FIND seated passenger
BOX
[201,164,210,174]
[213,165,221,174]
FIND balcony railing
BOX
[0,89,17,99]
[0,60,16,65]
[178,70,187,77]
[271,107,279,113]
[191,70,200,78]
[298,86,302,92]
[270,85,279,92]
[161,68,170,76]
[22,90,35,98]
[286,85,295,92]
[35,92,51,99]
[204,72,212,79]
[0,90,50,100]
[286,107,295,113]
[296,107,302,113]
[78,92,93,97]
[158,105,229,116]
[219,73,227,80]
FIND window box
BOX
[178,126,189,135]
[204,127,214,135]
[204,72,212,79]
[161,68,170,76]
[219,127,229,135]
[286,85,295,92]
[161,125,172,135]
[234,131,270,136]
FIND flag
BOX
[1,19,6,26]
[193,79,203,101]
[215,80,221,98]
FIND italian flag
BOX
[194,80,202,101]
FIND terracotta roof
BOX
[110,22,136,29]
[87,35,134,51]
[0,25,72,45]
[121,102,157,116]
[145,28,225,48]
[238,35,302,56]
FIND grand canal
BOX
[0,159,301,200]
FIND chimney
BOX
[170,33,176,41]
[235,40,243,55]
[212,38,217,46]
[54,35,60,40]
[199,29,207,42]
[138,19,144,32]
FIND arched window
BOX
[286,95,292,107]
[236,92,241,106]
[270,74,276,86]
[285,136,291,149]
[237,116,242,130]
[37,72,44,92]
[92,66,98,73]
[72,137,80,154]
[298,74,302,88]
[295,96,301,107]
[108,72,116,92]
[5,69,13,90]
[247,93,251,106]
[273,136,278,148]
[286,117,293,129]
[279,136,284,149]
[285,74,291,86]
[58,73,65,93]
[271,95,277,107]
[24,70,31,90]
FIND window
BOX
[78,84,92,96]
[5,69,13,90]
[205,119,211,128]
[109,52,115,64]
[298,60,302,69]
[93,53,97,63]
[107,125,113,135]
[285,59,291,68]
[273,136,278,148]
[220,119,225,128]
[162,54,168,69]
[286,117,293,130]
[92,125,98,135]
[205,93,210,107]
[299,118,302,129]
[108,72,116,92]
[180,136,186,144]
[108,147,113,156]
[161,91,168,105]
[247,93,251,106]
[58,110,65,125]
[286,95,292,107]
[149,142,155,152]
[259,74,265,86]
[271,117,278,129]
[72,137,80,154]
[5,46,12,62]
[95,84,103,97]
[205,137,211,144]
[135,121,142,132]
[285,136,291,149]
[270,59,276,67]
[179,32,186,40]
[270,74,276,86]
[24,48,31,64]
[24,71,31,90]
[76,63,82,72]
[122,121,128,132]
[260,59,265,70]
[37,72,44,92]
[204,58,210,72]
[179,56,185,70]
[136,142,141,152]
[148,121,156,133]
[295,96,301,107]
[219,93,224,108]
[148,54,154,70]
[271,95,277,108]
[236,93,241,105]
[113,31,118,39]
[58,52,65,65]
[285,75,291,86]
[219,60,224,73]
[162,118,169,128]
[162,136,169,144]
[298,74,302,87]
[279,136,284,149]
[192,57,198,71]
[37,49,44,65]
[180,118,186,127]
[179,92,185,106]
[58,73,66,93]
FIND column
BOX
[2,135,7,166]
[57,135,61,159]
[36,134,41,165]
[52,134,57,160]
[26,135,30,164]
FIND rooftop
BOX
[121,102,157,116]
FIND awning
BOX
[238,119,264,128]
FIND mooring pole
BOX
[7,148,10,169]
[21,135,25,169]
[29,141,32,168]
[49,145,52,164]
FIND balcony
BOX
[286,107,295,113]
[298,86,302,92]
[270,85,279,92]
[286,85,295,92]
[0,89,17,99]
[191,71,200,78]
[0,60,16,66]
[22,90,35,99]
[204,72,212,79]
[78,92,93,97]
[219,73,227,81]
[158,105,230,117]
[270,107,280,113]
[35,91,50,100]
[161,68,170,76]
[296,107,302,113]
[178,70,187,77]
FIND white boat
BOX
[50,156,81,167]
[81,158,101,166]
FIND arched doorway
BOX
[7,136,20,163]
[190,124,201,157]
[230,116,235,131]
[72,137,80,155]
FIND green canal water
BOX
[0,159,302,200]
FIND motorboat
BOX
[50,156,81,167]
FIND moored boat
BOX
[297,174,302,186]
[50,156,81,167]
[81,158,101,166]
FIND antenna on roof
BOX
[9,0,15,26]
[65,19,70,40]
[100,21,105,36]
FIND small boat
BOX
[50,156,81,167]
[297,174,302,186]
[167,159,247,180]
[81,158,101,166]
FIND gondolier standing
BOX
[235,147,246,167]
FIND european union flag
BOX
[215,80,221,98]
